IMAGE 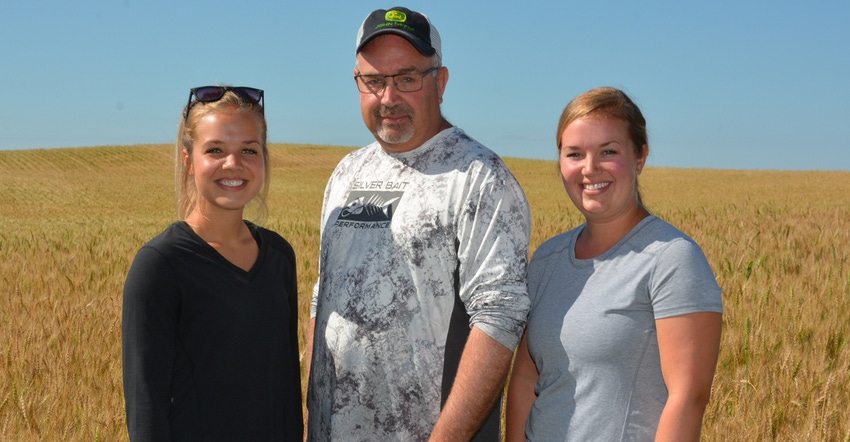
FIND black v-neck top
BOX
[122,221,303,441]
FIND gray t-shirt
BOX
[309,127,531,441]
[524,215,722,441]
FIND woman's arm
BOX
[505,331,538,442]
[122,246,180,442]
[286,255,304,440]
[654,311,722,442]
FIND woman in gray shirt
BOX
[506,87,722,441]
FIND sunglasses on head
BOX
[184,86,264,122]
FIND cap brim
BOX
[356,29,436,57]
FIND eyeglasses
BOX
[184,86,264,122]
[354,67,439,94]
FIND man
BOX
[307,6,531,441]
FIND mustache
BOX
[374,104,413,118]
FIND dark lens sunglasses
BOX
[184,86,264,122]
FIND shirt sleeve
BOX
[284,243,305,439]
[456,163,532,350]
[122,245,179,442]
[649,237,723,319]
[310,165,340,320]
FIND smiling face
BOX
[355,34,448,153]
[559,116,648,224]
[183,109,265,219]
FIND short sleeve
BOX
[649,238,723,319]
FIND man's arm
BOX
[432,157,531,440]
[302,317,315,441]
[305,318,315,381]
[305,280,320,400]
[429,327,513,442]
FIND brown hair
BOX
[556,87,647,160]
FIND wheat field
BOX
[0,144,848,441]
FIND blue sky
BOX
[2,0,848,170]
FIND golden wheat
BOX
[0,145,848,441]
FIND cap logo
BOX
[385,10,407,22]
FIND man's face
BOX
[355,34,448,153]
